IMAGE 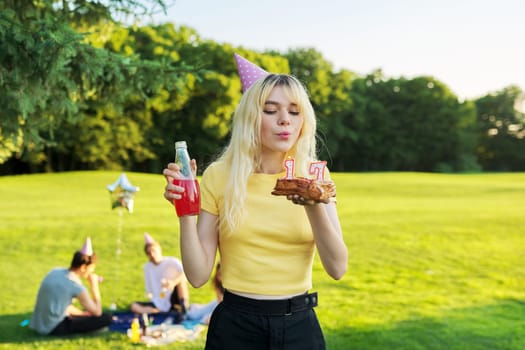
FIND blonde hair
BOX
[217,74,318,232]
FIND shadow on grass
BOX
[325,299,525,350]
[0,312,121,345]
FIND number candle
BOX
[284,158,295,179]
[309,161,327,181]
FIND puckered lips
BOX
[276,131,291,140]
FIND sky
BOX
[148,0,525,101]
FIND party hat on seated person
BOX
[234,53,269,92]
[81,237,93,256]
[144,232,155,245]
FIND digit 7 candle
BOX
[309,161,327,181]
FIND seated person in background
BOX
[30,237,112,335]
[186,261,224,325]
[130,233,190,317]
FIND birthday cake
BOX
[271,177,336,203]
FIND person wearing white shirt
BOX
[130,233,190,317]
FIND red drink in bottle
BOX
[172,178,200,216]
[173,141,200,217]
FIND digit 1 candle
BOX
[284,158,295,179]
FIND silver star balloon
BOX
[107,173,140,213]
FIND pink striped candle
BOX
[309,161,327,181]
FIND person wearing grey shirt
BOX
[30,237,112,335]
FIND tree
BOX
[474,86,525,171]
[282,48,358,170]
[283,48,334,106]
[315,68,357,171]
[0,0,195,171]
[155,45,290,174]
[347,72,478,172]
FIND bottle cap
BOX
[175,141,187,148]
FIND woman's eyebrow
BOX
[264,100,298,107]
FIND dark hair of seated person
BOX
[70,251,98,269]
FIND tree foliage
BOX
[1,1,523,174]
[345,72,478,172]
[0,0,194,170]
[282,48,357,170]
[475,86,525,171]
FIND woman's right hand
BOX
[162,160,197,203]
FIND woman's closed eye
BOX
[264,99,301,116]
[263,109,300,116]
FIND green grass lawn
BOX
[0,171,524,349]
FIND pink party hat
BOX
[81,237,93,256]
[234,53,269,92]
[144,232,155,245]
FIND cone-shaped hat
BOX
[81,237,93,256]
[234,53,269,92]
[144,232,155,245]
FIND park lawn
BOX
[0,171,524,350]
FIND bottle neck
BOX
[175,148,193,178]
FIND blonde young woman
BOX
[163,54,347,350]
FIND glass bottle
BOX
[130,316,141,343]
[173,141,200,217]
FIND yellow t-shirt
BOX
[201,161,323,295]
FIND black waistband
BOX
[223,290,318,316]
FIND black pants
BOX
[50,312,112,336]
[205,291,325,350]
[170,284,186,313]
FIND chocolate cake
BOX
[271,177,336,203]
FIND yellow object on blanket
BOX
[127,323,205,346]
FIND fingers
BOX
[164,180,184,201]
[163,161,199,204]
[163,163,184,202]
[287,194,317,206]
[164,187,182,201]
[163,161,198,179]
[163,163,179,184]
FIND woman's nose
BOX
[278,110,291,125]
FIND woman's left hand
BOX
[287,194,317,206]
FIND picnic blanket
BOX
[110,312,205,346]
